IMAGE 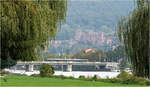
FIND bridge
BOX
[14,61,119,72]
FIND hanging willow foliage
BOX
[0,0,67,69]
[117,0,150,79]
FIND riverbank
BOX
[5,69,120,78]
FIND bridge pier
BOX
[67,64,72,72]
[61,64,64,71]
[26,64,34,72]
[29,64,34,72]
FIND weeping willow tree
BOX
[0,0,67,69]
[118,0,150,78]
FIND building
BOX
[82,48,96,53]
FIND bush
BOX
[51,75,75,80]
[116,70,148,85]
[108,78,121,83]
[117,70,132,81]
[57,75,67,79]
[78,76,92,81]
[68,76,74,79]
[40,63,54,77]
[98,71,149,85]
[31,74,40,77]
[0,69,9,76]
[9,73,27,76]
[49,75,65,79]
[146,80,150,86]
[92,75,98,81]
[0,70,9,76]
[79,75,85,79]
[129,76,148,85]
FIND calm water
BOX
[5,69,120,78]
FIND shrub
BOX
[50,75,65,79]
[116,70,149,85]
[117,70,132,81]
[68,76,74,79]
[31,74,40,77]
[59,75,68,79]
[78,76,92,81]
[92,75,98,81]
[79,75,85,79]
[108,78,121,83]
[40,63,54,77]
[0,70,9,76]
[51,75,75,80]
[9,73,27,76]
[129,76,148,85]
[146,80,150,86]
[98,71,149,85]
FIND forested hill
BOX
[48,0,135,54]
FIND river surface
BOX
[5,69,120,78]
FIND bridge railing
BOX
[17,61,119,65]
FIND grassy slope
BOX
[0,75,148,87]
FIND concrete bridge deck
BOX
[15,61,119,72]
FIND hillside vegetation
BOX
[48,0,135,54]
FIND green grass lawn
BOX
[0,75,148,87]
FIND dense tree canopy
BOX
[73,49,106,62]
[106,46,126,62]
[1,0,67,69]
[118,0,149,78]
[48,0,133,54]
